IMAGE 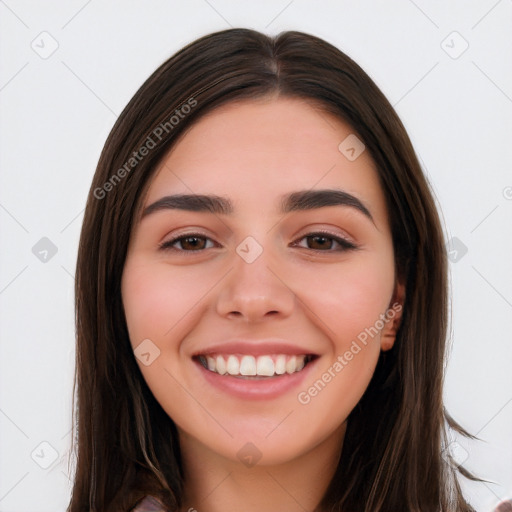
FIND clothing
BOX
[130,495,168,512]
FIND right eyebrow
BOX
[141,194,233,218]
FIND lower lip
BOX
[194,358,317,400]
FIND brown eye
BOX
[178,236,207,250]
[293,232,357,252]
[159,234,215,251]
[307,235,335,250]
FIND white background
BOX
[0,1,511,511]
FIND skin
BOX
[121,97,404,512]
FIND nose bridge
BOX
[215,235,295,321]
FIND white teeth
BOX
[206,356,216,371]
[275,354,286,375]
[239,355,256,376]
[200,354,311,377]
[216,355,227,375]
[286,355,297,374]
[256,355,274,376]
[227,355,239,375]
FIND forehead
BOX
[143,97,387,223]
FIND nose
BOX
[215,242,296,323]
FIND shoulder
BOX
[130,495,169,512]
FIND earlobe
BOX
[380,281,405,352]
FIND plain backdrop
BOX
[0,1,511,511]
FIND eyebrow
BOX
[141,189,373,222]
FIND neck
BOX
[178,423,345,512]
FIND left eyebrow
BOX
[280,189,373,222]
[141,189,374,223]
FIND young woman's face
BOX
[121,97,402,466]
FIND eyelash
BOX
[158,230,358,253]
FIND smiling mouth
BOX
[195,354,316,378]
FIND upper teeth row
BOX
[200,354,308,376]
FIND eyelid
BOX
[158,231,217,252]
[158,227,358,253]
[291,223,357,244]
[291,228,358,251]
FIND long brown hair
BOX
[70,28,476,511]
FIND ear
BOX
[380,281,406,352]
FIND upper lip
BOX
[192,339,318,357]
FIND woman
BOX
[69,28,478,511]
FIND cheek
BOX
[294,256,395,346]
[121,260,215,428]
[121,259,215,347]
[289,260,393,439]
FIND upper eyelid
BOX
[161,222,355,241]
[160,229,356,250]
